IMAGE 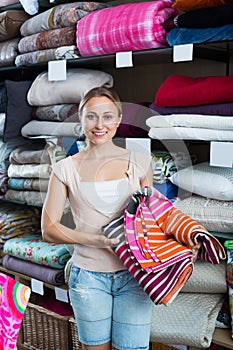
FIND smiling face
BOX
[80,96,121,146]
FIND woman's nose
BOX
[96,117,104,128]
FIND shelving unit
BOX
[0,2,232,347]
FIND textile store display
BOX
[17,1,108,65]
[0,38,19,67]
[0,272,31,350]
[76,0,178,57]
[2,254,66,285]
[3,233,71,269]
[20,1,108,36]
[103,186,225,305]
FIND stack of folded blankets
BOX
[148,74,233,141]
[4,143,51,206]
[15,1,108,66]
[168,0,233,45]
[21,67,114,139]
[2,232,71,286]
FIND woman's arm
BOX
[140,162,154,187]
[41,173,119,248]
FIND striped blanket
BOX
[76,0,178,56]
[103,187,225,304]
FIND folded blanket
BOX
[155,74,233,107]
[27,68,113,106]
[150,102,233,116]
[33,104,79,122]
[9,144,50,164]
[2,254,65,285]
[103,187,225,304]
[8,163,51,179]
[3,233,71,269]
[21,120,83,139]
[174,3,233,28]
[15,45,80,66]
[18,26,76,53]
[146,114,233,129]
[76,0,178,56]
[167,24,233,46]
[150,292,225,347]
[20,1,108,36]
[4,189,47,206]
[8,177,49,192]
[148,127,233,141]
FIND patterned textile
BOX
[8,163,51,179]
[15,45,80,66]
[20,1,109,36]
[103,186,225,304]
[0,202,41,240]
[0,273,31,350]
[8,177,49,192]
[76,0,178,56]
[33,104,79,122]
[4,189,47,206]
[9,144,50,165]
[3,233,71,269]
[0,38,19,67]
[18,26,76,54]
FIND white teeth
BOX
[94,132,106,135]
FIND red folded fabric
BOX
[155,74,233,107]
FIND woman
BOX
[41,87,154,350]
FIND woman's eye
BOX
[86,114,96,120]
[104,115,113,120]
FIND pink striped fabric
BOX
[103,186,226,305]
[76,0,178,56]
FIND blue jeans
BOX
[68,264,153,350]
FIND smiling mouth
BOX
[93,131,107,136]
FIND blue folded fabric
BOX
[167,24,233,46]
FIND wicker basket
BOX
[19,302,72,350]
[69,317,82,350]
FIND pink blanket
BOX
[76,0,178,56]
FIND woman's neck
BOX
[84,140,121,158]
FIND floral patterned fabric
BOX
[0,273,31,350]
[3,233,71,269]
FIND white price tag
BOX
[48,60,67,81]
[210,141,233,167]
[126,138,151,155]
[173,44,193,62]
[55,287,69,303]
[31,279,44,295]
[116,52,133,68]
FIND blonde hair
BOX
[78,87,122,118]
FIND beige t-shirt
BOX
[52,151,151,272]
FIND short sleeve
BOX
[52,158,68,185]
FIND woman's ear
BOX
[117,113,122,126]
